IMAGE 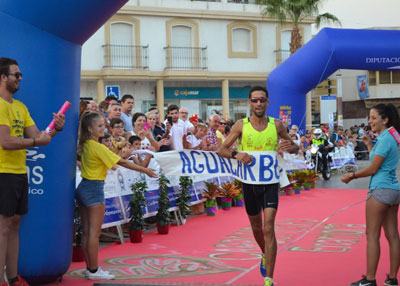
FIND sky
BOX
[312,0,400,35]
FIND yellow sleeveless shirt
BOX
[239,116,278,151]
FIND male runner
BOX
[218,86,299,286]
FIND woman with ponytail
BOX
[342,103,400,286]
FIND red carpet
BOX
[45,188,398,286]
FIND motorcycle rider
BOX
[311,128,333,170]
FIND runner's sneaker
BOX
[384,274,398,286]
[86,267,115,280]
[260,254,267,277]
[350,275,377,286]
[264,277,274,286]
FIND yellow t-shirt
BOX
[216,130,225,143]
[81,139,121,181]
[0,98,35,174]
[239,116,278,151]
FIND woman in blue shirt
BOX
[342,103,400,286]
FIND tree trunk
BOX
[290,26,302,55]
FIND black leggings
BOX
[242,183,279,216]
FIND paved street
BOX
[317,159,400,190]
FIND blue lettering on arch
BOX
[190,151,204,173]
[259,155,274,182]
[217,154,231,174]
[202,152,219,173]
[243,155,256,181]
[179,151,192,174]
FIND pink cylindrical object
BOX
[45,101,71,133]
[388,126,400,144]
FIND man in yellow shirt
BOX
[219,86,298,286]
[0,58,65,286]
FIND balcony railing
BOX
[274,49,291,66]
[164,46,208,70]
[193,0,256,3]
[102,44,149,69]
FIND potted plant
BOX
[156,173,171,234]
[129,180,148,243]
[72,203,84,262]
[220,182,241,210]
[232,179,244,206]
[304,169,318,189]
[201,182,223,216]
[178,176,193,224]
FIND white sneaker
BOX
[86,267,115,280]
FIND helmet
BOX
[313,128,322,139]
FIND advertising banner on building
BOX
[357,75,370,99]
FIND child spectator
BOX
[128,135,153,168]
[109,118,128,155]
[75,112,156,281]
[184,123,208,150]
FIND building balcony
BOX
[192,0,257,3]
[102,44,149,69]
[164,46,208,70]
[274,49,290,66]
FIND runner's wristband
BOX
[32,138,36,147]
[352,172,357,179]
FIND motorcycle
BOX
[306,144,333,180]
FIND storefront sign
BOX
[165,87,250,99]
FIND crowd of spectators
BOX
[79,94,236,163]
[290,122,372,160]
[80,94,372,162]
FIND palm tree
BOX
[256,0,341,54]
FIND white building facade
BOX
[80,0,313,120]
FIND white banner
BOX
[154,150,287,185]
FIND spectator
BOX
[179,107,194,133]
[290,124,301,142]
[107,103,122,120]
[128,135,152,168]
[184,123,208,150]
[216,118,227,144]
[146,111,169,151]
[88,101,99,112]
[98,100,109,115]
[99,133,112,150]
[120,94,134,132]
[79,100,89,119]
[299,135,310,154]
[206,114,221,151]
[104,95,118,105]
[167,105,185,150]
[131,112,159,151]
[109,118,128,155]
[148,107,171,152]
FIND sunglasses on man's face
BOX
[7,72,23,79]
[250,97,268,103]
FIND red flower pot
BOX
[157,223,170,235]
[72,246,84,262]
[129,229,144,243]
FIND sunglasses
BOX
[250,97,268,103]
[7,72,23,79]
[220,122,226,125]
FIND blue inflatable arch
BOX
[267,28,400,132]
[0,0,127,284]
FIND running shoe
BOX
[86,267,115,280]
[350,275,377,286]
[384,274,398,286]
[260,254,267,277]
[264,277,274,286]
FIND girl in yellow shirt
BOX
[76,112,157,280]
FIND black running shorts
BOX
[0,173,29,216]
[242,183,279,216]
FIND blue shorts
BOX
[75,178,105,207]
[367,188,400,206]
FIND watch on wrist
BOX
[231,151,238,159]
